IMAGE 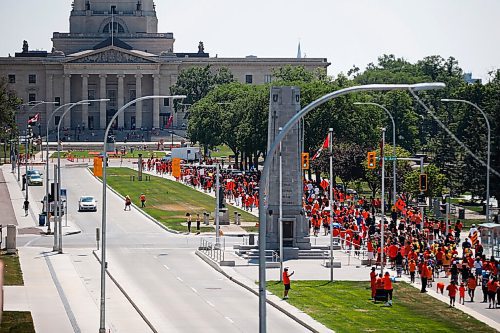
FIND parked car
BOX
[78,196,97,212]
[27,174,43,186]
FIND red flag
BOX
[165,115,174,129]
[312,132,331,160]
[28,113,40,124]
[320,179,329,190]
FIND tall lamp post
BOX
[257,83,445,332]
[53,99,108,253]
[45,101,89,235]
[354,102,397,204]
[441,99,491,223]
[99,95,185,333]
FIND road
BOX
[26,165,306,332]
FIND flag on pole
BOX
[165,115,174,129]
[312,132,331,160]
[28,113,40,124]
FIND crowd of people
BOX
[301,178,500,309]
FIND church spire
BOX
[297,42,302,59]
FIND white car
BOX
[78,196,97,212]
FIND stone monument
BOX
[266,87,311,254]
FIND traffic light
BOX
[419,173,428,192]
[301,152,310,170]
[367,151,376,169]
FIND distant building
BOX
[463,72,482,84]
[0,0,329,132]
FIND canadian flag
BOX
[28,113,40,124]
[312,132,331,160]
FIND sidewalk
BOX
[1,164,152,333]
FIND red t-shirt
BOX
[447,284,458,297]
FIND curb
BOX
[92,250,158,333]
[86,167,180,235]
[195,250,329,333]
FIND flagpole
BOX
[328,128,334,282]
[111,10,114,46]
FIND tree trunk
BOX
[253,151,259,170]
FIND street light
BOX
[21,101,57,214]
[441,99,491,223]
[257,82,445,332]
[99,95,185,333]
[54,99,108,253]
[45,101,89,235]
[354,102,397,205]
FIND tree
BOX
[0,78,21,159]
[170,65,235,107]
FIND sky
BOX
[1,0,499,82]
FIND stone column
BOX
[99,74,107,129]
[63,74,71,128]
[81,74,89,128]
[153,74,160,129]
[45,74,54,132]
[135,73,143,129]
[117,74,125,128]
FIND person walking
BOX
[447,281,458,307]
[370,267,377,300]
[23,199,29,216]
[186,213,192,233]
[487,277,499,309]
[196,213,201,234]
[140,193,146,207]
[282,267,294,300]
[421,261,429,293]
[467,275,477,302]
[124,195,132,211]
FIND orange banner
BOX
[172,158,181,178]
[93,157,103,177]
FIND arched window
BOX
[103,22,125,34]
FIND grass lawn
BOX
[101,167,258,232]
[51,150,166,159]
[266,281,496,333]
[209,145,234,158]
[1,252,24,285]
[0,312,35,333]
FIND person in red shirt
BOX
[447,281,458,307]
[383,272,393,306]
[459,283,466,305]
[486,277,499,309]
[467,275,477,302]
[282,267,295,300]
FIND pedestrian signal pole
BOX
[380,128,386,275]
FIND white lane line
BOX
[176,276,183,282]
[163,265,170,270]
[206,300,215,307]
[225,317,234,324]
[191,287,198,293]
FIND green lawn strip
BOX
[209,145,234,158]
[1,252,24,285]
[101,167,257,232]
[0,312,35,333]
[51,150,165,159]
[266,281,495,333]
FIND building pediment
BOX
[67,47,156,64]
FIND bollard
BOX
[203,212,209,225]
[6,224,17,254]
[234,211,238,224]
[237,213,241,225]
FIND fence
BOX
[199,238,225,262]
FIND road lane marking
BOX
[206,300,215,307]
[225,317,234,324]
[163,265,170,270]
[176,276,183,282]
[191,287,198,293]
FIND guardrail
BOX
[199,238,225,262]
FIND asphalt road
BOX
[27,165,305,332]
